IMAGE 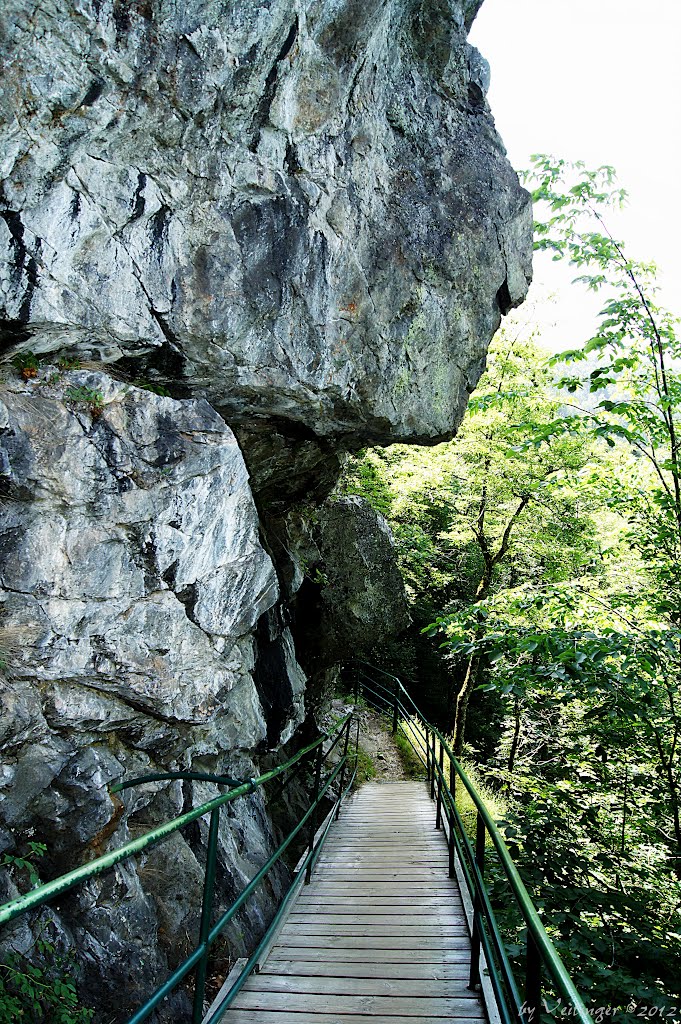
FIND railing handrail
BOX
[352,662,591,1024]
[0,710,358,1024]
[0,715,350,928]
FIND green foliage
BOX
[418,158,681,1013]
[12,351,39,379]
[432,591,681,1010]
[63,385,104,417]
[0,844,94,1023]
[63,385,103,406]
[0,946,95,1024]
[132,378,172,397]
[526,154,681,621]
[1,843,47,889]
[57,356,82,371]
[352,746,377,787]
[393,731,426,779]
[340,328,608,741]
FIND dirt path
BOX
[354,706,416,781]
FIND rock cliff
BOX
[1,0,530,453]
[0,0,532,1017]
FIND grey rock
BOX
[273,495,411,679]
[315,495,411,658]
[0,369,281,729]
[0,0,531,449]
[0,371,305,1018]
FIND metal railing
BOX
[351,662,591,1024]
[0,710,358,1023]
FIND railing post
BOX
[192,806,221,1024]
[525,930,542,1024]
[435,743,444,829]
[430,731,436,800]
[425,724,431,783]
[335,715,352,820]
[305,744,324,884]
[468,810,486,991]
[391,677,399,735]
[448,756,456,877]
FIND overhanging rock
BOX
[0,0,532,447]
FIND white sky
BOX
[469,0,681,350]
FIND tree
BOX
[341,327,603,747]
[527,155,681,620]
[427,158,681,1015]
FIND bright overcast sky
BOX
[469,0,681,349]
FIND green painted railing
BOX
[352,662,592,1024]
[0,711,358,1023]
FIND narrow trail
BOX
[356,706,413,781]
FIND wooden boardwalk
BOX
[222,780,487,1024]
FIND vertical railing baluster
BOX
[448,756,456,877]
[425,724,431,784]
[335,715,352,820]
[305,745,324,884]
[430,732,436,800]
[468,810,486,990]
[525,930,542,1023]
[435,743,444,829]
[192,806,221,1024]
[391,677,399,735]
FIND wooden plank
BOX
[297,894,463,906]
[318,852,446,859]
[302,889,461,899]
[313,874,452,882]
[305,881,459,888]
[284,929,471,937]
[326,828,438,834]
[323,839,440,846]
[287,913,467,926]
[272,934,472,949]
[312,868,449,875]
[312,873,451,882]
[231,991,485,1018]
[259,960,470,980]
[280,927,469,940]
[307,879,458,887]
[337,817,436,823]
[317,856,446,863]
[313,864,449,872]
[300,891,463,901]
[267,947,472,964]
[321,839,445,846]
[244,973,477,998]
[299,903,466,914]
[222,1012,483,1024]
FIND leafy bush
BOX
[0,845,95,1023]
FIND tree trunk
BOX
[508,694,521,773]
[453,653,481,755]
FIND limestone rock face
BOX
[0,369,304,739]
[314,497,411,656]
[273,496,411,680]
[0,369,304,1015]
[0,0,531,447]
